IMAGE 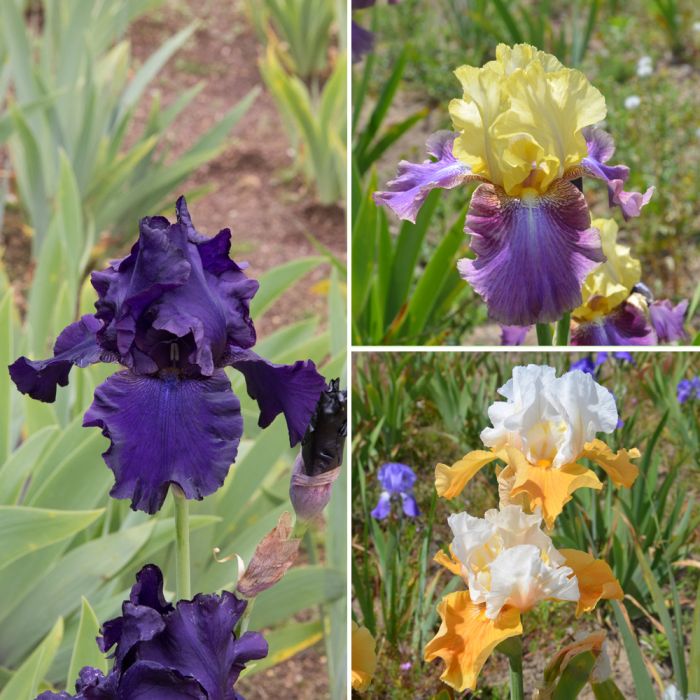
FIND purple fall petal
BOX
[117,663,206,699]
[571,301,657,345]
[84,370,243,514]
[581,127,654,220]
[459,179,604,325]
[9,315,107,402]
[226,347,326,446]
[370,491,391,520]
[401,493,420,518]
[500,325,530,346]
[649,299,688,343]
[374,131,476,223]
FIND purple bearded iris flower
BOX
[374,45,654,326]
[9,197,326,513]
[36,565,266,700]
[351,0,400,62]
[677,377,700,404]
[649,299,689,343]
[371,462,419,519]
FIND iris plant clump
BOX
[375,44,663,339]
[10,197,326,514]
[426,364,638,693]
[10,197,342,699]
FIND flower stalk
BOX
[556,313,571,345]
[504,636,524,700]
[172,485,191,600]
[536,323,553,345]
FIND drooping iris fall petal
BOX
[560,549,624,616]
[424,591,522,693]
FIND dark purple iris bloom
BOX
[9,198,326,513]
[370,462,419,520]
[677,377,700,404]
[351,0,400,62]
[36,565,267,700]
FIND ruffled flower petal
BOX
[9,315,108,403]
[571,299,657,345]
[581,439,640,488]
[458,179,604,325]
[581,127,654,220]
[373,131,479,223]
[560,549,624,616]
[507,448,603,528]
[117,662,207,699]
[435,450,498,499]
[649,299,688,343]
[226,347,326,446]
[370,491,391,520]
[84,370,243,514]
[351,622,377,692]
[424,591,522,693]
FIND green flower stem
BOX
[536,323,553,345]
[509,647,524,700]
[500,636,524,700]
[238,598,256,636]
[172,485,191,600]
[556,312,571,346]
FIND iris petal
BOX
[118,662,207,699]
[9,315,108,403]
[649,299,688,343]
[458,179,604,325]
[226,347,326,446]
[135,593,268,698]
[571,300,656,345]
[84,370,243,514]
[370,491,391,520]
[373,131,479,223]
[580,127,654,220]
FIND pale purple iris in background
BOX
[570,352,635,375]
[677,377,700,404]
[371,462,419,519]
[9,197,326,514]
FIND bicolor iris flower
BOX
[351,622,378,692]
[9,197,326,514]
[374,44,654,325]
[570,218,688,345]
[425,505,622,692]
[37,565,267,700]
[434,365,639,527]
[370,461,420,519]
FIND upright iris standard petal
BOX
[458,181,604,325]
[581,127,654,220]
[84,370,243,514]
[227,347,326,446]
[373,131,478,223]
[8,315,108,402]
[649,299,688,343]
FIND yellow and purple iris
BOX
[374,44,654,326]
[570,218,688,344]
[9,198,326,514]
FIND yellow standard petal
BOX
[424,591,522,692]
[581,439,640,488]
[506,448,603,528]
[560,549,624,617]
[574,218,642,322]
[351,622,377,692]
[435,450,498,499]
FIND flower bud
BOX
[290,379,346,521]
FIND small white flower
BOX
[636,55,653,77]
[624,95,641,110]
[693,21,700,32]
